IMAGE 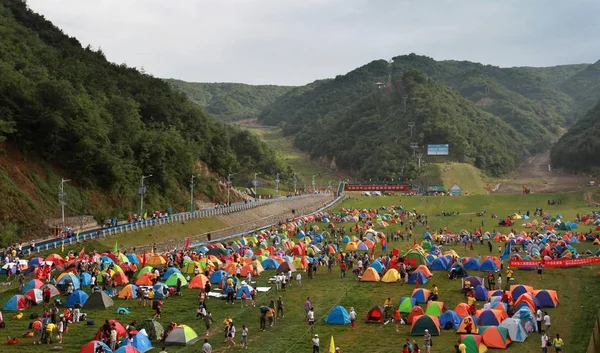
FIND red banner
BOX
[344,184,409,191]
[509,258,600,268]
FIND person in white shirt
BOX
[307,308,315,333]
[296,272,302,286]
[275,275,281,291]
[541,331,549,353]
[72,307,80,322]
[311,334,320,353]
[202,338,212,353]
[536,309,543,333]
[543,312,551,333]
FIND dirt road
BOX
[496,151,588,193]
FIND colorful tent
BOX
[474,285,489,301]
[449,262,469,278]
[40,284,60,298]
[165,272,188,287]
[476,309,507,326]
[22,279,44,293]
[118,284,138,299]
[534,289,559,307]
[460,335,488,353]
[479,259,499,272]
[94,320,127,341]
[24,288,43,304]
[324,305,351,325]
[407,306,425,325]
[165,325,199,346]
[454,303,472,318]
[121,332,152,353]
[276,261,296,274]
[399,297,417,314]
[513,293,540,312]
[407,271,429,285]
[188,274,210,289]
[79,340,113,353]
[479,326,511,348]
[499,318,528,343]
[404,249,428,266]
[464,258,482,271]
[511,285,534,300]
[411,288,431,304]
[425,301,446,316]
[457,316,479,334]
[114,347,141,353]
[210,270,228,284]
[365,305,385,323]
[512,308,537,333]
[2,294,30,311]
[235,284,254,299]
[439,310,461,329]
[410,315,441,336]
[429,257,450,271]
[86,291,114,309]
[66,290,89,308]
[381,269,400,283]
[360,267,381,282]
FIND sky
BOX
[26,0,600,86]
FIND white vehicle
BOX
[373,191,382,196]
[361,191,371,196]
[589,181,596,186]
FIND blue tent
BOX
[57,273,81,290]
[535,290,558,308]
[474,285,488,301]
[369,260,384,274]
[511,285,530,300]
[2,295,28,311]
[22,279,42,293]
[324,305,350,325]
[236,285,253,299]
[126,254,140,264]
[479,259,499,272]
[120,332,153,353]
[423,232,433,240]
[407,271,428,285]
[341,236,351,243]
[439,310,461,329]
[261,259,279,270]
[80,272,92,286]
[463,258,482,271]
[100,256,115,264]
[429,257,449,271]
[210,270,228,284]
[357,242,369,251]
[152,283,169,299]
[161,267,181,280]
[398,296,417,309]
[478,309,502,326]
[66,290,89,308]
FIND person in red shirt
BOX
[340,262,346,278]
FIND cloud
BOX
[26,0,600,85]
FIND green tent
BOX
[425,301,445,317]
[461,335,487,353]
[399,297,415,314]
[138,319,164,340]
[165,325,199,346]
[165,272,188,286]
[404,249,427,267]
[421,241,432,250]
[410,315,440,336]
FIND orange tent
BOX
[483,256,501,268]
[513,293,537,312]
[407,306,425,324]
[476,309,507,326]
[360,267,381,282]
[454,303,472,318]
[240,264,255,277]
[135,272,154,286]
[147,254,166,266]
[118,284,137,299]
[415,265,433,278]
[188,274,210,289]
[480,326,511,349]
[456,316,478,334]
[112,271,129,285]
[222,262,237,275]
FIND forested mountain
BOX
[165,80,293,121]
[294,70,528,178]
[0,0,289,239]
[551,100,600,170]
[559,60,600,119]
[259,54,600,175]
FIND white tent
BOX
[499,318,528,342]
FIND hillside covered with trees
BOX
[259,54,600,174]
[165,80,293,122]
[0,0,290,241]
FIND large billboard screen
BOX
[427,144,449,155]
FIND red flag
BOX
[78,247,85,260]
[142,250,147,268]
[182,237,191,251]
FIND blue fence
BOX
[18,195,319,256]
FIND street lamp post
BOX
[190,175,196,212]
[227,173,235,206]
[275,173,280,195]
[140,174,152,218]
[293,173,297,195]
[59,178,70,235]
[253,172,261,201]
[312,174,316,193]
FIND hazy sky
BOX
[27,0,600,86]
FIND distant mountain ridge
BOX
[165,80,294,121]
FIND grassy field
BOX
[1,193,599,353]
[240,125,340,189]
[437,163,489,195]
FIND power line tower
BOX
[416,152,423,170]
[408,121,415,137]
[410,143,418,157]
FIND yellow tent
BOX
[381,269,400,283]
[345,242,358,251]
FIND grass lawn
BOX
[437,163,489,195]
[1,193,599,353]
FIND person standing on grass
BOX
[277,296,284,318]
[349,307,356,329]
[296,272,302,286]
[307,307,315,333]
[226,322,236,347]
[423,329,431,353]
[240,325,248,349]
[305,297,312,319]
[340,261,346,278]
[202,338,212,353]
[109,324,118,351]
[204,312,212,336]
[537,262,544,279]
[311,334,320,353]
[259,306,268,331]
[536,308,543,334]
[56,316,64,344]
[543,312,551,333]
[552,333,563,352]
[541,330,549,353]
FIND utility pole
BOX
[293,173,298,195]
[190,175,195,212]
[416,153,423,170]
[408,121,415,137]
[227,173,235,206]
[59,178,70,235]
[410,143,418,157]
[312,175,316,193]
[275,173,280,195]
[139,174,152,218]
[253,172,261,201]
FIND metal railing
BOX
[13,194,319,256]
